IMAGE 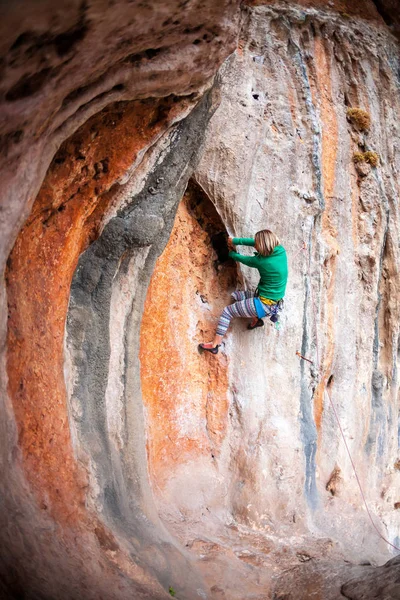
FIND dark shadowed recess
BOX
[371,0,400,37]
[185,178,236,266]
[5,1,89,102]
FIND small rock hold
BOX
[303,192,317,204]
[355,161,370,178]
[297,552,313,562]
[148,186,157,195]
[326,465,342,496]
[291,12,307,24]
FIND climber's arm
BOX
[229,251,258,267]
[232,237,255,247]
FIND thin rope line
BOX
[299,242,400,553]
[324,387,400,552]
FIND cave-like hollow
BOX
[140,180,238,515]
[3,2,400,596]
[5,90,242,600]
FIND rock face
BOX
[141,182,237,491]
[193,0,400,557]
[341,555,400,599]
[1,1,400,600]
[0,2,241,599]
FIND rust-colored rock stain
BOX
[311,37,339,433]
[140,183,236,490]
[6,97,187,524]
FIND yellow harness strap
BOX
[259,296,277,306]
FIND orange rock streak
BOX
[6,98,186,524]
[140,188,235,490]
[312,37,339,433]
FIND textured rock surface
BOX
[0,1,241,598]
[142,0,400,597]
[7,96,190,524]
[1,1,400,599]
[0,0,240,265]
[194,0,400,558]
[341,555,400,599]
[3,87,224,599]
[141,182,237,490]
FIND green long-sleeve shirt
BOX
[229,237,288,301]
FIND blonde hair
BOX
[254,229,280,256]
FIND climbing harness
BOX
[254,295,283,330]
[296,240,400,553]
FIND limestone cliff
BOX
[1,1,400,599]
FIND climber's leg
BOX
[231,290,254,302]
[230,291,260,327]
[199,296,259,354]
[217,296,259,336]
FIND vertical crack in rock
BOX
[299,230,318,510]
[288,31,325,212]
[303,28,340,435]
[365,174,390,460]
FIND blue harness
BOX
[254,297,267,319]
[254,297,283,323]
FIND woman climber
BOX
[198,230,288,355]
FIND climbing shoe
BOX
[198,343,220,355]
[247,318,264,330]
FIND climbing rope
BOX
[296,241,400,553]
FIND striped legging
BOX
[216,290,260,337]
